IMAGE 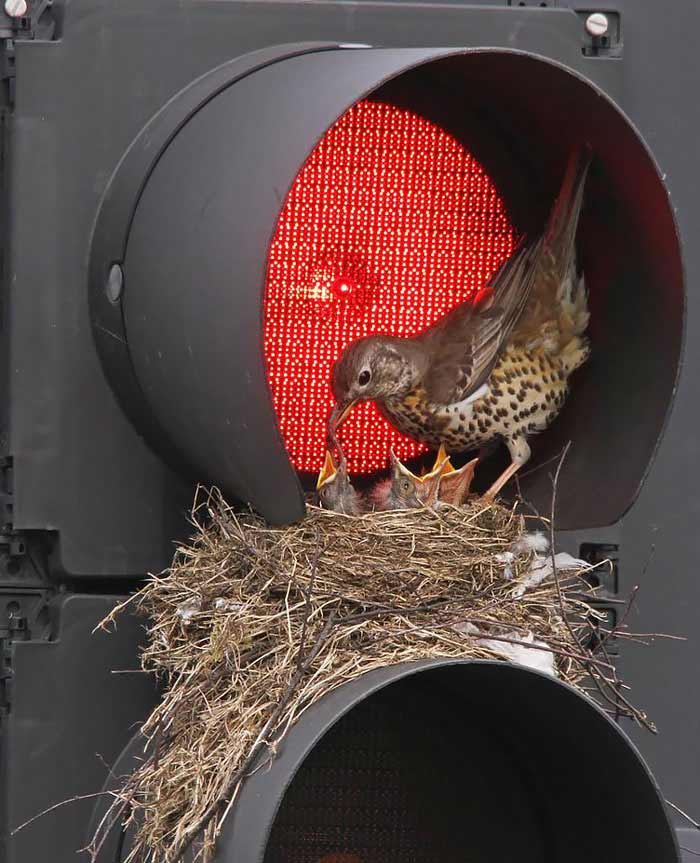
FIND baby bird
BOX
[371,449,448,510]
[314,451,363,515]
[432,444,479,506]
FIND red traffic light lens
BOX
[264,100,515,475]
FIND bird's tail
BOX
[512,146,592,355]
[543,145,592,285]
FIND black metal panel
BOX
[1,595,159,863]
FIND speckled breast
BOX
[379,347,571,453]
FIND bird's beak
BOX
[431,444,455,476]
[390,450,446,484]
[316,450,337,490]
[420,455,450,483]
[329,400,357,435]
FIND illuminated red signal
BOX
[264,100,515,475]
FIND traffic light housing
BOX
[2,1,699,861]
[3,1,683,578]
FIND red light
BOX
[332,277,354,298]
[264,101,515,475]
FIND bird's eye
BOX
[401,478,412,492]
[358,369,371,387]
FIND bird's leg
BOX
[482,435,531,502]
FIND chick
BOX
[313,451,363,515]
[371,449,448,510]
[432,444,479,506]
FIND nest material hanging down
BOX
[92,490,647,863]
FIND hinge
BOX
[0,0,56,105]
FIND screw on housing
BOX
[4,0,27,17]
[585,12,609,37]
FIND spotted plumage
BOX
[380,344,586,459]
[328,147,592,499]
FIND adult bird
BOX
[328,147,591,500]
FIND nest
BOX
[90,490,652,863]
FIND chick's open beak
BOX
[420,455,451,483]
[316,450,338,490]
[430,444,455,476]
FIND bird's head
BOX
[328,335,420,438]
[314,451,361,515]
[382,448,450,509]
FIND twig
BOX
[11,791,118,836]
[544,444,654,731]
[295,538,323,674]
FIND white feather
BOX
[511,531,549,555]
[512,552,589,598]
[176,597,202,623]
[452,621,556,676]
[477,630,557,677]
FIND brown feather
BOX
[419,237,543,406]
[512,147,592,351]
[419,146,591,408]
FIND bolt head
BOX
[585,12,609,37]
[4,0,27,18]
[106,263,124,303]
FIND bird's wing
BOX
[421,237,543,406]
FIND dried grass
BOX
[88,489,647,863]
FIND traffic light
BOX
[86,36,682,541]
[1,0,698,861]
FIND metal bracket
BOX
[0,0,56,105]
[578,10,623,58]
[0,0,55,39]
[0,589,54,717]
[0,455,13,530]
[0,457,30,585]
